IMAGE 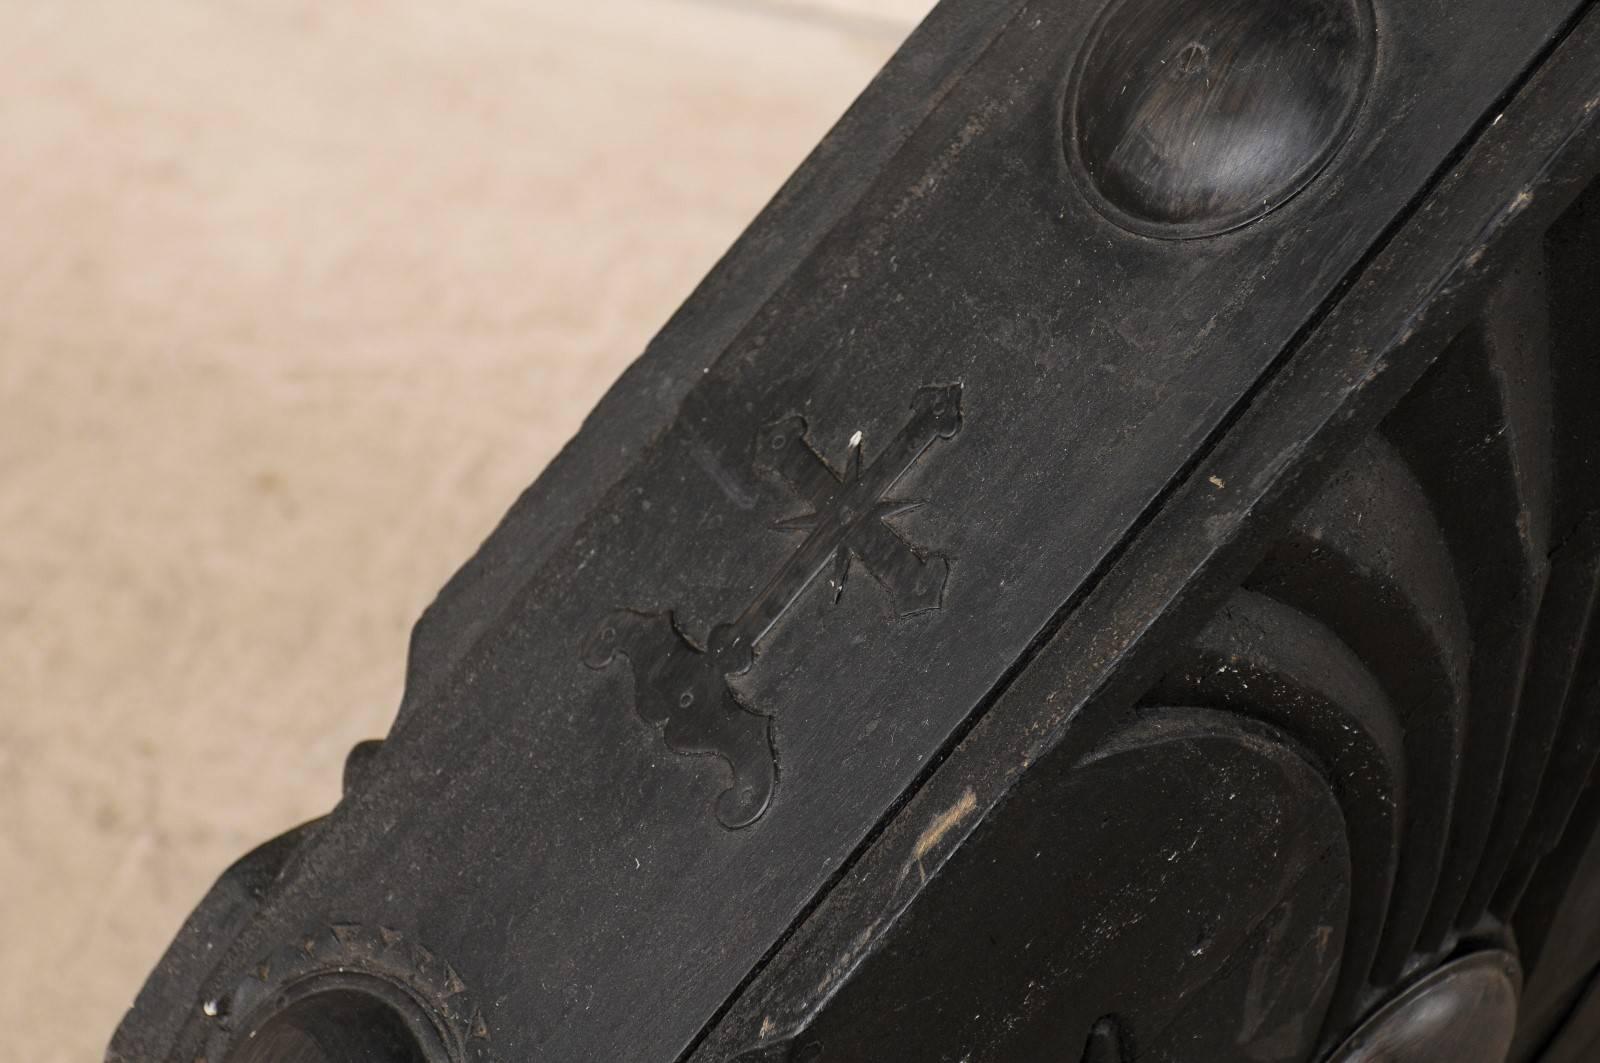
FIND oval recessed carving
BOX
[1067,0,1376,239]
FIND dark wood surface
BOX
[111,0,1600,1060]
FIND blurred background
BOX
[0,2,933,1058]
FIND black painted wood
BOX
[110,1,1600,1062]
[692,8,1600,1060]
[1069,0,1375,238]
[1247,436,1469,984]
[756,712,1350,1063]
[1146,591,1404,1034]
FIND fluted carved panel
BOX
[1135,178,1600,1054]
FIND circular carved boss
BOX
[1066,0,1376,239]
[202,924,494,1063]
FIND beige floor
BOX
[0,4,929,1059]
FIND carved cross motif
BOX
[583,384,962,828]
